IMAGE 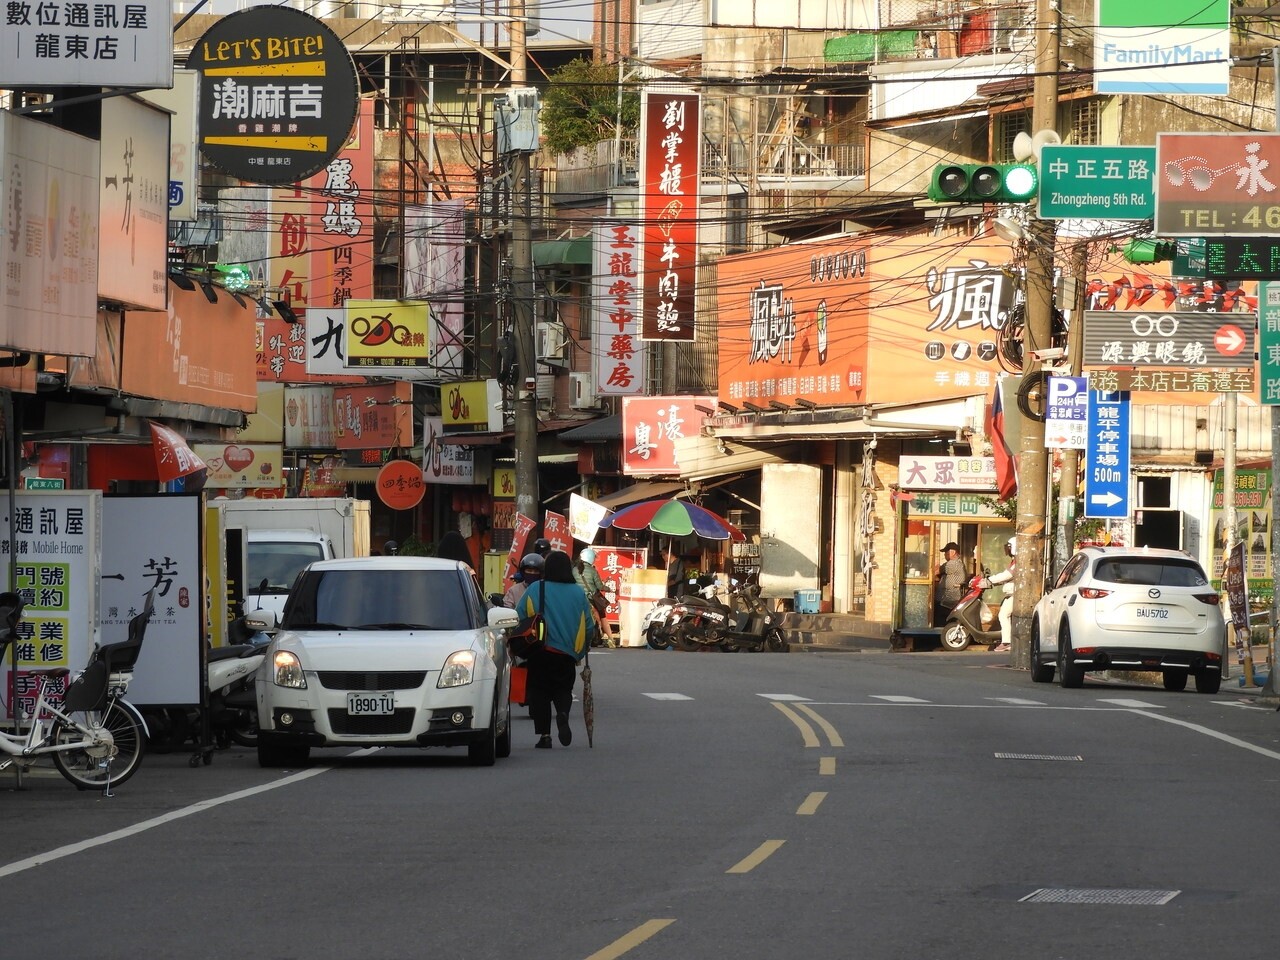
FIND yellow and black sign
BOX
[188,6,358,184]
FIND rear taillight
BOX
[1193,592,1223,606]
[1078,587,1111,600]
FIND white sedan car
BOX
[1031,546,1225,693]
[254,557,520,767]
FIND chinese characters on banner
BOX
[503,513,537,590]
[1209,468,1273,601]
[897,456,999,492]
[309,99,375,312]
[622,395,715,475]
[0,493,99,720]
[593,221,647,395]
[640,89,699,343]
[592,547,648,625]
[543,511,571,554]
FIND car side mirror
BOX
[488,607,519,629]
[245,609,279,633]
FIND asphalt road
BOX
[4,648,1280,960]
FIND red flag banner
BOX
[987,382,1017,502]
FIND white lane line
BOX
[1127,709,1280,761]
[0,748,380,880]
[758,694,812,701]
[1098,698,1165,709]
[987,697,1046,706]
[643,693,693,701]
[1213,701,1271,711]
[870,695,930,703]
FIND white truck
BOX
[214,497,372,619]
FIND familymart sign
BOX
[1094,0,1229,96]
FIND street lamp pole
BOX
[1010,0,1060,668]
[509,0,539,524]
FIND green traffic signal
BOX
[1121,239,1176,263]
[927,163,1038,203]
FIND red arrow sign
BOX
[1214,324,1247,356]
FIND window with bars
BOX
[1066,98,1100,145]
[993,111,1030,162]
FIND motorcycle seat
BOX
[209,643,259,662]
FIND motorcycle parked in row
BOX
[142,614,268,762]
[940,574,1003,651]
[668,579,789,653]
[644,576,724,650]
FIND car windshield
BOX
[1092,558,1208,588]
[249,542,327,595]
[282,569,475,631]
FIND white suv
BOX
[1031,546,1226,693]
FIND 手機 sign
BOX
[1082,311,1255,369]
[1156,132,1280,236]
[1038,146,1155,220]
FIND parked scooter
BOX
[143,620,268,761]
[669,580,788,652]
[940,574,1003,651]
[644,576,721,650]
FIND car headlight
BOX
[438,650,476,688]
[273,650,307,689]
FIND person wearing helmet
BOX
[503,552,544,608]
[574,546,614,647]
[986,536,1017,651]
[532,538,552,557]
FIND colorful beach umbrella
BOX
[598,499,746,542]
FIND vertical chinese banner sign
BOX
[639,88,700,343]
[593,221,647,395]
[310,99,375,311]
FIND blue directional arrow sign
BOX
[1085,390,1130,519]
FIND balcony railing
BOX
[547,136,865,199]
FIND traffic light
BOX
[1122,239,1176,263]
[928,163,1038,203]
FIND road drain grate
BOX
[994,753,1083,761]
[1020,888,1181,905]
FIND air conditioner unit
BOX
[535,322,566,366]
[569,371,596,409]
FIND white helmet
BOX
[1007,536,1017,557]
[581,547,596,563]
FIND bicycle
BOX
[0,588,154,794]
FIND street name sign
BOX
[1261,280,1280,405]
[1083,311,1255,369]
[1038,145,1155,220]
[1085,390,1130,519]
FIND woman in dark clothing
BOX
[515,549,595,748]
[436,530,475,569]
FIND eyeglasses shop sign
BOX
[188,6,359,184]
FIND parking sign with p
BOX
[1045,376,1088,449]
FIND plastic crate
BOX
[794,589,822,614]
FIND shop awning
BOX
[594,480,689,510]
[533,236,592,268]
[672,436,799,482]
[558,414,620,443]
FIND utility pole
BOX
[1010,0,1060,668]
[509,0,539,524]
[1052,245,1088,579]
